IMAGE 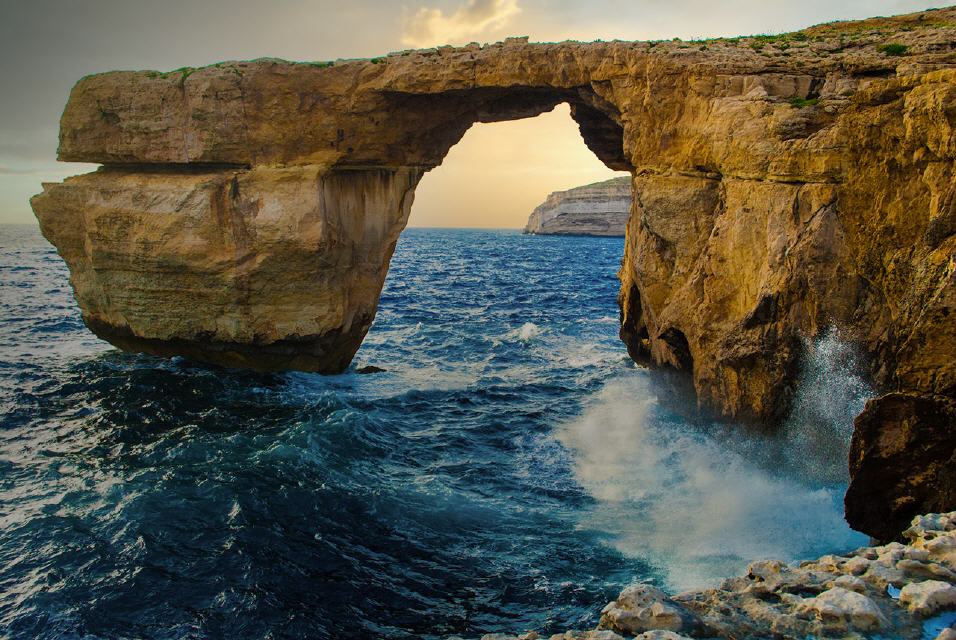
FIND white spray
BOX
[557,328,871,591]
[782,327,873,485]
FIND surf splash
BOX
[783,327,873,484]
[558,329,871,592]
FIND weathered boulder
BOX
[599,584,700,635]
[899,579,956,615]
[524,177,630,236]
[31,8,956,537]
[796,587,888,630]
[632,633,693,640]
[846,393,956,542]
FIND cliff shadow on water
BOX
[558,326,873,592]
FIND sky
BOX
[0,0,949,228]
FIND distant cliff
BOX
[523,177,630,236]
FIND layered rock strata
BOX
[524,177,630,236]
[482,511,956,640]
[35,165,419,372]
[32,8,956,538]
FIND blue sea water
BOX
[0,224,868,639]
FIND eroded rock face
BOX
[524,177,630,236]
[33,165,420,371]
[32,9,956,537]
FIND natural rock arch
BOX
[37,47,634,374]
[31,9,956,540]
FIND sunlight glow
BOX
[408,104,628,229]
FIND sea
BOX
[0,224,870,639]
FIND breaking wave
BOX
[558,330,871,592]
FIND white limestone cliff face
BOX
[523,177,631,236]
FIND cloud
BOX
[401,0,522,48]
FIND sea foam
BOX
[558,330,871,592]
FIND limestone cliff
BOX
[32,8,956,539]
[35,165,418,372]
[524,177,630,236]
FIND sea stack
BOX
[523,177,631,236]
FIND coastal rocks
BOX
[478,630,693,640]
[497,511,956,640]
[667,511,956,638]
[355,365,386,374]
[899,580,956,615]
[599,585,700,635]
[33,8,956,536]
[523,177,630,236]
[795,587,887,630]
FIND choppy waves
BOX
[0,225,867,639]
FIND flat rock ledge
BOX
[474,512,956,640]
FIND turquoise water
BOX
[0,225,867,639]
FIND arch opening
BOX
[355,98,633,375]
[405,101,630,230]
[376,86,631,176]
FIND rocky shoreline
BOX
[479,512,956,640]
[523,177,630,236]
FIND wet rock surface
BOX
[483,512,956,640]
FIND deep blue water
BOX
[0,225,868,639]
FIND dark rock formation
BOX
[846,393,956,542]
